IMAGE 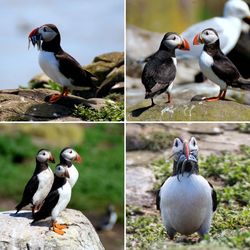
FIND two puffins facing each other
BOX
[28,24,97,103]
[15,147,82,235]
[157,137,217,239]
[142,28,250,106]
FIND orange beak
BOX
[193,33,202,45]
[74,153,82,163]
[179,38,190,51]
[64,168,70,178]
[183,142,189,160]
[28,27,39,38]
[49,154,55,163]
[243,16,250,25]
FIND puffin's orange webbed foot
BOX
[48,94,63,103]
[55,223,68,229]
[205,97,221,102]
[52,222,66,235]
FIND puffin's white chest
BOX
[67,165,79,188]
[51,180,72,220]
[32,167,54,206]
[199,51,227,90]
[160,174,212,235]
[39,51,71,87]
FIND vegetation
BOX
[127,146,250,249]
[0,124,124,220]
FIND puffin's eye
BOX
[43,27,47,32]
[173,36,176,40]
[43,152,46,156]
[205,31,209,35]
[175,140,178,147]
[70,150,72,154]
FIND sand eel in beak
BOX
[59,147,82,188]
[156,137,217,239]
[28,24,97,103]
[32,164,71,235]
[141,32,190,106]
[193,28,250,101]
[15,149,55,216]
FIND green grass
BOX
[127,146,250,249]
[0,124,124,220]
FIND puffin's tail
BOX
[233,78,250,90]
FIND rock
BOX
[127,100,250,121]
[0,89,109,121]
[0,209,104,250]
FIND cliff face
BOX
[0,209,104,250]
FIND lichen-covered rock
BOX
[0,89,108,121]
[127,100,250,121]
[0,209,104,250]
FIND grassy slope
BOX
[0,124,124,219]
[127,146,250,249]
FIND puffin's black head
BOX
[193,28,219,46]
[160,32,190,51]
[28,24,60,49]
[60,147,82,164]
[172,137,199,180]
[36,149,55,163]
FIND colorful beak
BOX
[64,168,70,178]
[74,153,82,163]
[193,33,202,45]
[183,142,190,160]
[28,27,39,38]
[49,154,55,163]
[179,38,190,51]
[243,16,250,25]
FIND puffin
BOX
[193,28,250,101]
[59,147,81,188]
[156,137,217,239]
[141,32,190,106]
[15,149,55,215]
[176,0,250,60]
[95,204,118,231]
[28,24,97,103]
[32,164,71,235]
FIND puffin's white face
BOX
[61,148,81,163]
[55,165,70,178]
[224,0,250,19]
[36,149,54,163]
[172,138,184,161]
[163,33,183,50]
[188,137,198,158]
[38,25,58,42]
[200,29,219,45]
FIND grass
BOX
[126,145,250,249]
[0,124,124,220]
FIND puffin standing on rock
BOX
[28,24,97,103]
[141,32,190,106]
[32,164,71,235]
[193,28,250,101]
[157,137,217,239]
[15,149,55,215]
[59,147,82,188]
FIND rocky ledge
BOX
[127,99,250,121]
[0,209,104,250]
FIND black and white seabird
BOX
[28,24,97,103]
[60,147,81,188]
[32,164,71,235]
[15,149,55,215]
[96,204,118,232]
[141,32,190,106]
[156,137,217,239]
[193,28,250,101]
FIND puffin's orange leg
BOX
[205,90,224,102]
[48,87,69,103]
[166,92,171,103]
[51,221,65,235]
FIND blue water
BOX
[0,0,124,89]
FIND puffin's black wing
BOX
[212,53,240,84]
[32,190,60,222]
[56,51,96,87]
[142,57,176,96]
[208,181,217,212]
[16,175,39,213]
[156,189,161,211]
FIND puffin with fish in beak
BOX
[28,24,97,103]
[156,137,217,239]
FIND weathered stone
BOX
[0,209,104,250]
[93,52,124,66]
[0,89,109,121]
[127,100,250,121]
